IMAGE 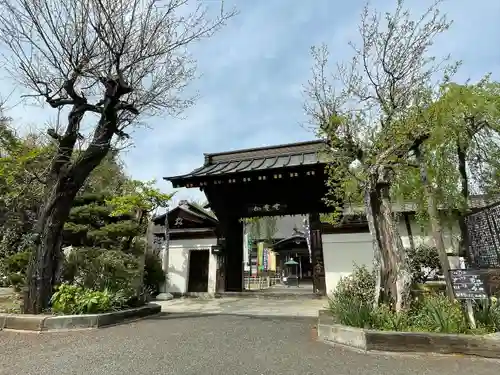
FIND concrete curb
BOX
[0,303,161,332]
[317,309,500,359]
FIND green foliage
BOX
[6,273,24,288]
[371,304,410,331]
[392,76,500,222]
[4,251,30,274]
[63,193,142,249]
[328,265,375,328]
[51,284,114,314]
[0,122,51,261]
[106,179,174,218]
[143,251,165,296]
[473,298,500,332]
[410,295,468,334]
[0,250,31,288]
[407,245,442,284]
[328,272,500,334]
[244,216,278,242]
[87,221,141,241]
[62,248,141,296]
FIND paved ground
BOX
[156,296,327,317]
[1,313,498,375]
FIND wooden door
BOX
[187,250,210,293]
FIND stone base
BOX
[0,303,161,332]
[155,292,174,301]
[317,309,500,359]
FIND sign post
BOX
[449,268,491,329]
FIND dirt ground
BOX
[0,293,22,313]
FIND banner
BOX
[303,216,312,262]
[243,233,250,271]
[268,250,276,271]
[257,242,264,272]
[263,248,269,271]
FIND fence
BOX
[243,276,281,290]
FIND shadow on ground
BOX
[147,311,317,323]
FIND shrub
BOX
[407,245,441,284]
[411,294,468,333]
[7,273,24,289]
[371,304,410,331]
[473,298,500,332]
[328,265,375,328]
[51,284,113,314]
[5,251,31,274]
[62,248,141,296]
[143,251,165,296]
[0,251,31,288]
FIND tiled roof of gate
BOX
[165,140,327,184]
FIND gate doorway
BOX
[166,140,335,295]
[187,250,210,293]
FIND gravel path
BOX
[0,314,498,375]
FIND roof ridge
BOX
[204,140,324,159]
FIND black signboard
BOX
[464,203,500,268]
[449,269,488,299]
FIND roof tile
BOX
[166,140,327,184]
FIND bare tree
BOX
[0,0,236,313]
[304,0,454,310]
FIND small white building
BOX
[152,201,220,297]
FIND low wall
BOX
[317,310,500,358]
[0,304,161,332]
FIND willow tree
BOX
[0,0,236,313]
[304,0,454,310]
[393,78,500,266]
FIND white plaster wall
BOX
[397,214,461,254]
[164,237,217,295]
[322,232,374,296]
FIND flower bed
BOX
[317,310,500,358]
[329,266,500,335]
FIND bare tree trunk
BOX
[364,187,384,308]
[24,182,80,313]
[415,146,455,301]
[457,143,469,259]
[376,166,411,311]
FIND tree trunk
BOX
[415,146,455,301]
[24,142,112,314]
[376,166,411,312]
[457,143,469,259]
[364,187,384,308]
[24,181,80,314]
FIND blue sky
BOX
[3,0,500,206]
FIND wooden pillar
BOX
[219,216,243,292]
[309,212,326,295]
